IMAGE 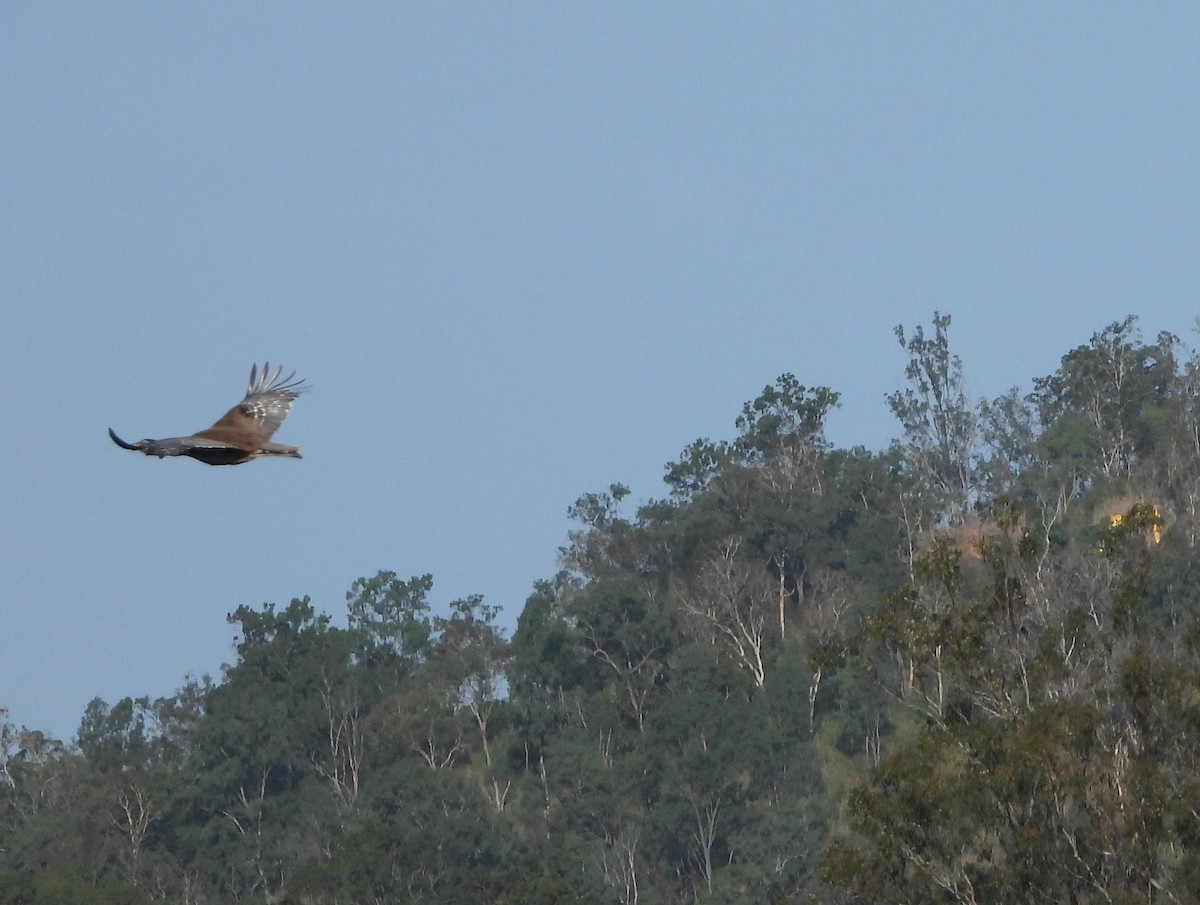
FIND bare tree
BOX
[676,539,772,686]
[0,709,17,789]
[313,674,364,812]
[113,781,159,885]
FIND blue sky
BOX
[3,5,1197,740]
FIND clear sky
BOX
[3,5,1197,740]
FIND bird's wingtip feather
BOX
[108,428,138,450]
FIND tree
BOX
[0,710,18,790]
[508,576,583,758]
[887,312,977,525]
[568,583,675,735]
[664,438,736,499]
[432,595,511,808]
[733,375,840,476]
[345,570,434,667]
[12,311,1200,905]
[1030,316,1173,482]
[75,696,153,772]
[178,597,357,900]
[975,386,1037,499]
[673,538,773,687]
[825,494,1200,903]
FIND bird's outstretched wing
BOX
[196,363,308,445]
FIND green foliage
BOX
[0,868,151,905]
[1030,317,1185,487]
[345,569,434,665]
[75,697,151,772]
[733,374,840,463]
[6,312,1200,903]
[665,375,839,500]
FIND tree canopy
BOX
[5,313,1200,903]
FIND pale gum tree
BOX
[676,538,772,687]
[434,595,512,809]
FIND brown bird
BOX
[109,363,309,466]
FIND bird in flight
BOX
[109,363,308,466]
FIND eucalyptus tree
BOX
[1029,316,1177,484]
[887,312,977,526]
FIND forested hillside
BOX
[4,314,1200,904]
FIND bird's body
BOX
[109,363,308,466]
